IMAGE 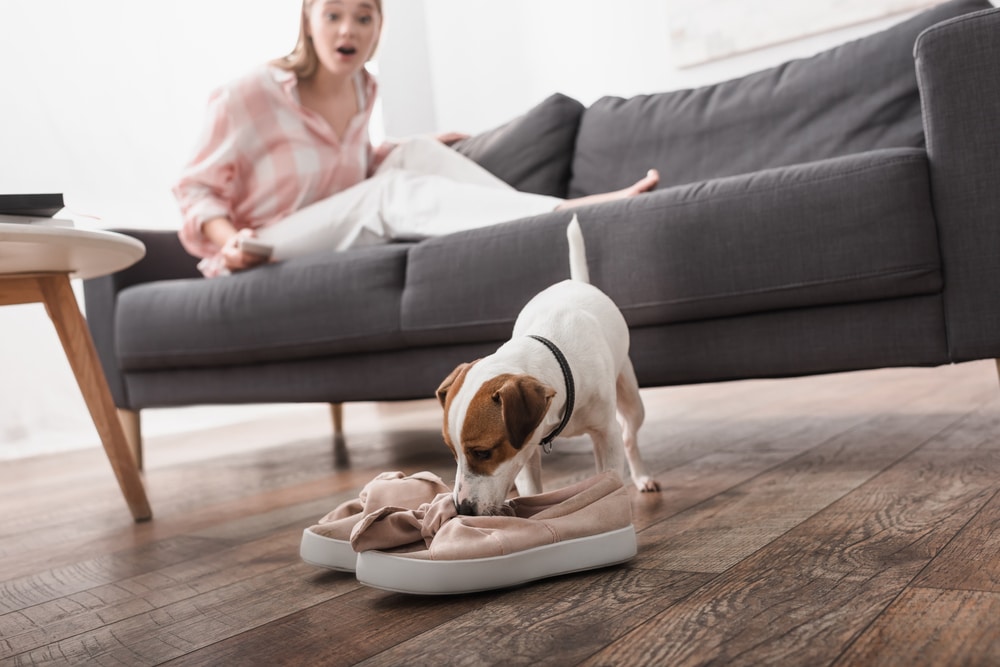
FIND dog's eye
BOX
[472,449,492,461]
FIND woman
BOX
[174,0,659,277]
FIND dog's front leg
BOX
[514,445,543,496]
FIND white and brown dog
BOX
[436,215,660,516]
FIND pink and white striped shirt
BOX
[174,65,378,276]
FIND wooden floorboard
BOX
[912,485,1000,594]
[833,587,1000,666]
[582,449,1000,667]
[2,361,1000,666]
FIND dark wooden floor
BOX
[3,361,1000,666]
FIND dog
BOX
[436,215,660,516]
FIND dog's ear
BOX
[435,360,479,408]
[493,375,555,449]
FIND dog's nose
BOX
[457,499,478,516]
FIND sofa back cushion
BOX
[569,0,991,196]
[451,92,585,198]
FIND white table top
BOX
[0,223,145,280]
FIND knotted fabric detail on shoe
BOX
[350,492,458,552]
[307,470,450,542]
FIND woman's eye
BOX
[358,15,372,24]
[325,12,340,21]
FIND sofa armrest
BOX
[82,229,201,407]
[98,228,202,287]
[915,6,1000,361]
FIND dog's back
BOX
[511,216,629,365]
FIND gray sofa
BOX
[84,0,1000,460]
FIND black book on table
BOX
[0,193,65,218]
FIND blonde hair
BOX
[272,0,383,79]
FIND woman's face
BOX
[306,0,381,78]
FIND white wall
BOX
[0,1,303,458]
[391,0,945,136]
[1,0,301,228]
[0,1,969,458]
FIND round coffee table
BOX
[0,222,152,521]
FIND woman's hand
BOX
[204,218,269,273]
[435,131,469,146]
[220,229,271,272]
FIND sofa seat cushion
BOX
[569,0,991,196]
[401,148,941,342]
[115,244,411,371]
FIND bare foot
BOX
[556,169,660,211]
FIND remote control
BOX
[237,236,274,258]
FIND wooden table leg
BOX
[37,274,153,521]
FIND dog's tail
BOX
[566,214,591,284]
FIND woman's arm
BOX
[173,88,250,270]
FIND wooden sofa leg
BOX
[329,403,350,467]
[330,403,344,437]
[118,409,143,471]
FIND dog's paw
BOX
[634,476,661,493]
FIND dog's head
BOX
[436,361,555,515]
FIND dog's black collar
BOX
[527,335,575,453]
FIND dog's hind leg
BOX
[617,359,660,492]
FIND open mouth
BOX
[336,46,357,56]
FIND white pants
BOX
[257,137,564,261]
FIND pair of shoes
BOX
[300,470,636,595]
[299,470,450,572]
[354,470,636,595]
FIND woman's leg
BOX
[556,170,660,210]
[378,166,662,239]
[256,138,528,260]
[257,138,660,260]
[386,137,661,210]
[377,136,514,190]
[255,175,391,260]
[379,169,562,240]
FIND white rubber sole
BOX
[299,528,357,572]
[355,525,637,595]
